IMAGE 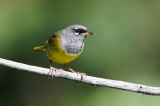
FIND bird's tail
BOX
[33,46,46,51]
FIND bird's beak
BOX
[82,31,94,36]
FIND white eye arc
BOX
[74,31,79,35]
[73,28,79,35]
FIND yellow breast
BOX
[46,37,82,64]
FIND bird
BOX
[33,24,93,79]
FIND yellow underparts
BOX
[47,37,82,64]
[34,37,82,64]
[46,46,81,64]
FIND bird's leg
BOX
[63,64,86,80]
[49,60,57,78]
[63,64,76,73]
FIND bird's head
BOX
[63,24,94,38]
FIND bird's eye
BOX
[74,29,79,35]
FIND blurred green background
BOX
[0,0,160,106]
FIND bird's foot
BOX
[63,64,86,80]
[77,72,86,80]
[49,66,57,78]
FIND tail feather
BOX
[33,46,46,51]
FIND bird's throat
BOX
[61,36,85,55]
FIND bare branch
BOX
[0,58,160,96]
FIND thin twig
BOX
[0,58,160,96]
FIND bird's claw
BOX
[49,66,57,78]
[77,72,86,80]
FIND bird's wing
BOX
[45,32,59,46]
